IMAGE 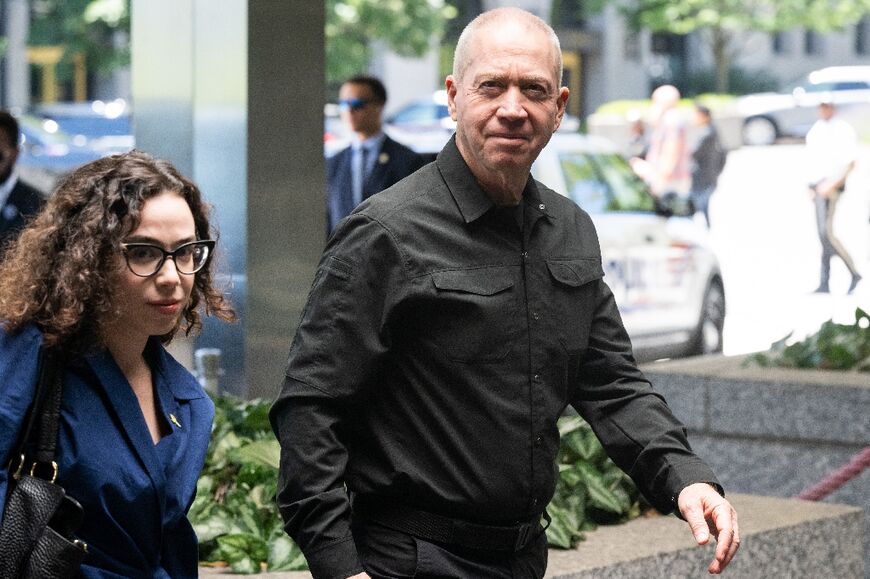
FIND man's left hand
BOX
[678,483,740,574]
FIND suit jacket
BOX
[0,325,214,578]
[326,135,426,234]
[0,179,44,248]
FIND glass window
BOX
[558,152,655,214]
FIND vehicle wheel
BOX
[689,280,725,356]
[742,116,777,146]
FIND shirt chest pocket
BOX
[544,258,604,355]
[429,268,519,363]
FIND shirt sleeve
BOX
[0,325,44,525]
[269,215,405,579]
[569,279,720,514]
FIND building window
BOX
[804,30,822,55]
[857,17,869,55]
[772,31,789,54]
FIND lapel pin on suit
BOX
[378,152,390,165]
[169,413,182,428]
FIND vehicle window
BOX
[591,153,656,212]
[832,81,870,91]
[558,152,610,212]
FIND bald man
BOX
[271,9,738,579]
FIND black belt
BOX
[352,495,547,552]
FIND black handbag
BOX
[0,347,88,578]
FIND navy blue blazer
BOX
[0,325,214,578]
[326,135,426,234]
[0,179,44,248]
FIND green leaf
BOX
[216,534,267,574]
[267,534,308,572]
[231,439,281,470]
[577,463,625,514]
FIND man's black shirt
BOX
[270,137,719,579]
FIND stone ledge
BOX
[200,494,864,578]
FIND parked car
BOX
[532,133,725,361]
[30,99,134,156]
[15,113,105,194]
[738,66,870,146]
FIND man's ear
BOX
[446,75,459,121]
[553,86,570,131]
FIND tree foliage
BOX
[327,0,457,84]
[616,0,870,92]
[29,0,130,84]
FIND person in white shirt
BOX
[805,100,862,294]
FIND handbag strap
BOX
[13,347,63,476]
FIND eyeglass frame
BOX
[120,239,215,278]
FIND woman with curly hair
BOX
[0,150,235,578]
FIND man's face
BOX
[339,82,384,138]
[446,22,568,181]
[0,130,19,182]
[818,103,835,121]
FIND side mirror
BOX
[654,192,694,218]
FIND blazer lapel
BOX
[85,350,168,499]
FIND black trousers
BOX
[351,520,549,579]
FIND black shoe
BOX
[812,284,830,294]
[848,274,862,294]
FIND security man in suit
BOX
[0,111,44,249]
[326,75,425,234]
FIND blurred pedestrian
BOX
[0,150,236,576]
[271,8,739,579]
[326,75,426,234]
[806,100,862,294]
[689,104,726,227]
[625,108,648,159]
[0,111,44,248]
[629,84,690,198]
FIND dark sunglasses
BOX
[338,98,374,112]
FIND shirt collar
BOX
[435,136,550,224]
[353,131,386,153]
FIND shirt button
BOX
[532,498,539,506]
[532,312,540,320]
[535,436,542,446]
[533,374,540,381]
[538,203,546,211]
[522,251,529,259]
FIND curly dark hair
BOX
[0,149,235,354]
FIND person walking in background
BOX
[326,75,426,234]
[0,111,44,248]
[0,151,236,577]
[806,99,862,294]
[629,84,690,199]
[271,8,739,579]
[689,104,726,227]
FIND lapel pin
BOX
[378,152,390,164]
[169,413,182,428]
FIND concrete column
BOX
[3,0,31,110]
[132,1,324,399]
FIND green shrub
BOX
[746,308,870,372]
[191,399,643,572]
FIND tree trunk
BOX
[712,26,731,93]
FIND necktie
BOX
[352,146,370,207]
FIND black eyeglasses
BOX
[338,98,373,111]
[121,240,215,277]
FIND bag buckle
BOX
[29,460,59,483]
